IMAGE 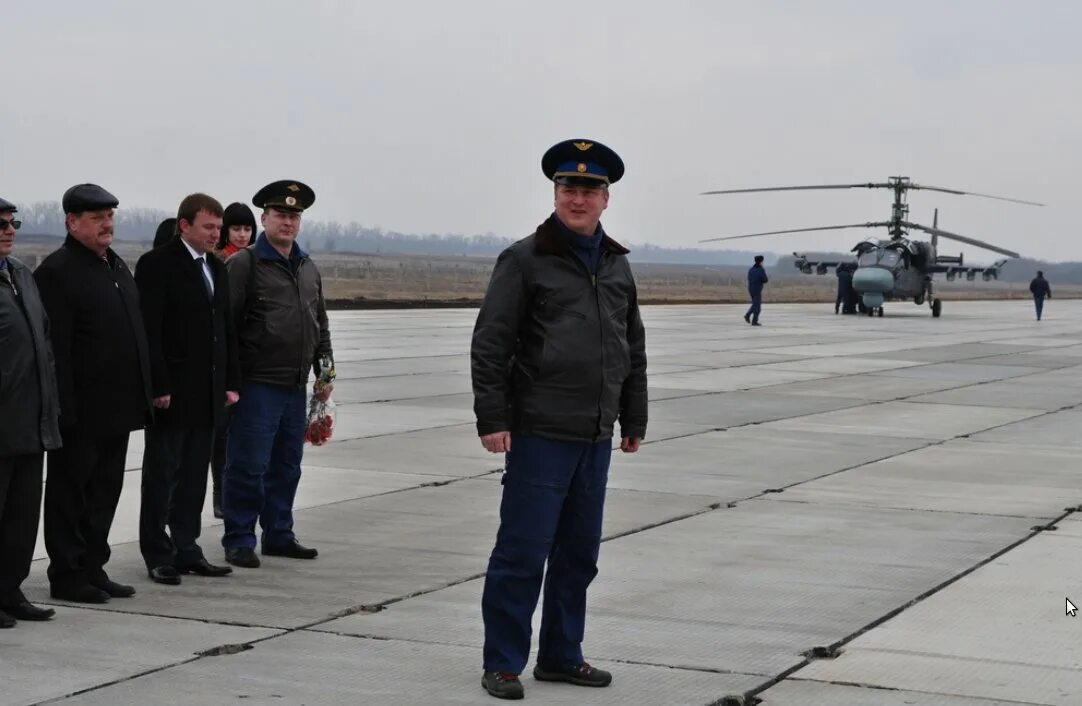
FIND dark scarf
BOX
[553,213,604,274]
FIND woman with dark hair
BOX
[152,218,177,248]
[214,202,256,261]
[208,203,256,518]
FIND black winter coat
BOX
[1030,276,1051,298]
[0,257,62,456]
[471,215,648,443]
[34,236,152,436]
[135,239,240,429]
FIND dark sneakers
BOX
[482,671,524,700]
[533,662,613,687]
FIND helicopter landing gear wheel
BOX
[931,298,942,318]
[877,307,884,317]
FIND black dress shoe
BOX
[3,601,55,621]
[224,547,261,568]
[51,584,110,604]
[482,671,524,700]
[91,578,136,598]
[262,540,318,559]
[533,662,612,687]
[148,566,181,585]
[176,558,232,577]
[0,608,15,628]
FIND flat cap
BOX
[0,197,16,213]
[252,180,315,213]
[62,183,119,214]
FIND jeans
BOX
[221,383,307,550]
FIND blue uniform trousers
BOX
[482,435,612,674]
[746,291,763,322]
[221,382,306,550]
[1034,295,1045,320]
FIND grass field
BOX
[12,239,1075,308]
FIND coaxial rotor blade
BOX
[699,222,890,243]
[701,183,889,196]
[907,184,1044,207]
[903,222,1021,258]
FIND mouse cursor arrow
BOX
[1068,598,1077,617]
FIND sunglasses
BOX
[0,219,21,231]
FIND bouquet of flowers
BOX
[305,356,337,446]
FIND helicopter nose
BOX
[853,267,893,294]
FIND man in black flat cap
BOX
[34,184,153,604]
[220,180,333,569]
[472,139,647,699]
[0,196,62,626]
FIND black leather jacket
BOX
[227,235,332,390]
[0,257,62,455]
[471,215,647,443]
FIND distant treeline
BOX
[15,200,1074,275]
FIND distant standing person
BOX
[34,184,153,604]
[745,254,768,326]
[209,202,257,518]
[0,197,62,627]
[472,139,647,699]
[1029,270,1051,321]
[221,181,333,569]
[835,264,853,315]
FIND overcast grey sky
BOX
[3,1,1079,261]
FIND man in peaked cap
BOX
[0,196,62,626]
[35,184,153,604]
[471,139,647,699]
[220,180,332,569]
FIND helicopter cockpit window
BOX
[879,250,901,267]
[858,250,878,267]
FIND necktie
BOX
[199,257,214,299]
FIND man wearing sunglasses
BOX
[0,197,63,627]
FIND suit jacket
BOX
[34,236,152,437]
[135,238,240,429]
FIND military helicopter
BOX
[698,176,1041,317]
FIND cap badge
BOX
[287,184,301,192]
[576,163,588,173]
[573,142,593,151]
[285,196,297,206]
